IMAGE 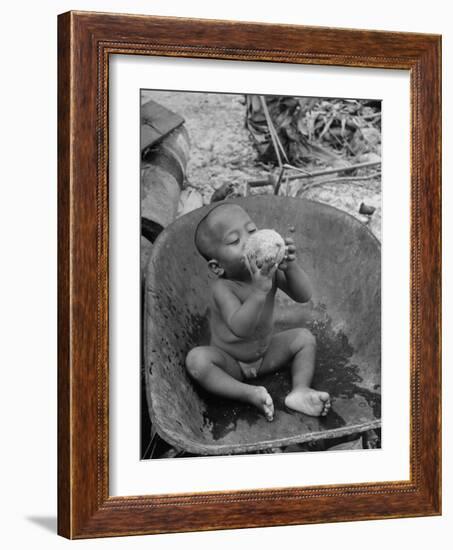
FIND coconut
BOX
[244,229,286,272]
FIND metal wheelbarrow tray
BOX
[144,196,381,455]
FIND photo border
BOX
[58,11,441,538]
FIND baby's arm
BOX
[213,257,278,338]
[277,237,312,303]
[212,280,267,339]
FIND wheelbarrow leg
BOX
[362,429,380,449]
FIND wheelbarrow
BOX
[144,196,381,455]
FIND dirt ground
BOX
[141,90,381,240]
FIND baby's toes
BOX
[265,402,274,421]
[321,397,331,416]
[263,393,274,421]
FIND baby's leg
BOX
[185,346,274,421]
[260,329,330,416]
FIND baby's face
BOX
[208,205,257,278]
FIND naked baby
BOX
[185,202,331,421]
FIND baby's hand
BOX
[244,254,278,294]
[278,237,296,271]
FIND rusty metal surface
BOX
[144,196,381,455]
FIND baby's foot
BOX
[249,386,274,421]
[285,388,331,417]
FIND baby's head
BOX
[195,202,257,279]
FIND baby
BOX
[185,202,331,421]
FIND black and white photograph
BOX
[1,0,447,544]
[140,89,382,460]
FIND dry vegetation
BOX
[141,90,381,239]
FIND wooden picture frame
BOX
[58,11,441,539]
